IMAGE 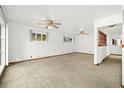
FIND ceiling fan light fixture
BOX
[47,25,52,29]
[37,19,61,29]
[80,34,84,36]
[80,31,84,36]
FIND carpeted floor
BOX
[0,53,122,88]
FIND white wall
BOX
[109,33,122,55]
[75,23,94,54]
[0,8,7,76]
[8,22,76,62]
[97,30,109,63]
[8,22,95,63]
[122,6,124,86]
[94,14,122,64]
[122,33,124,86]
[76,33,94,54]
[97,47,108,63]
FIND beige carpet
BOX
[0,53,122,88]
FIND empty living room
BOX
[0,4,124,89]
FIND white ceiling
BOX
[3,5,122,33]
[99,23,122,34]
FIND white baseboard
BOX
[9,52,75,63]
[75,52,94,55]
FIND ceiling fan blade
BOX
[40,20,50,22]
[54,23,61,25]
[80,31,89,36]
[45,25,49,29]
[41,19,57,22]
[83,33,89,35]
[51,20,58,21]
[52,25,59,29]
[37,23,48,25]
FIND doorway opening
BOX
[98,23,122,59]
[97,23,122,86]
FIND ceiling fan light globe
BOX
[80,34,84,36]
[48,26,52,29]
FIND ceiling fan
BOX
[37,20,61,29]
[80,27,89,36]
[80,31,89,36]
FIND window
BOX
[98,30,107,46]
